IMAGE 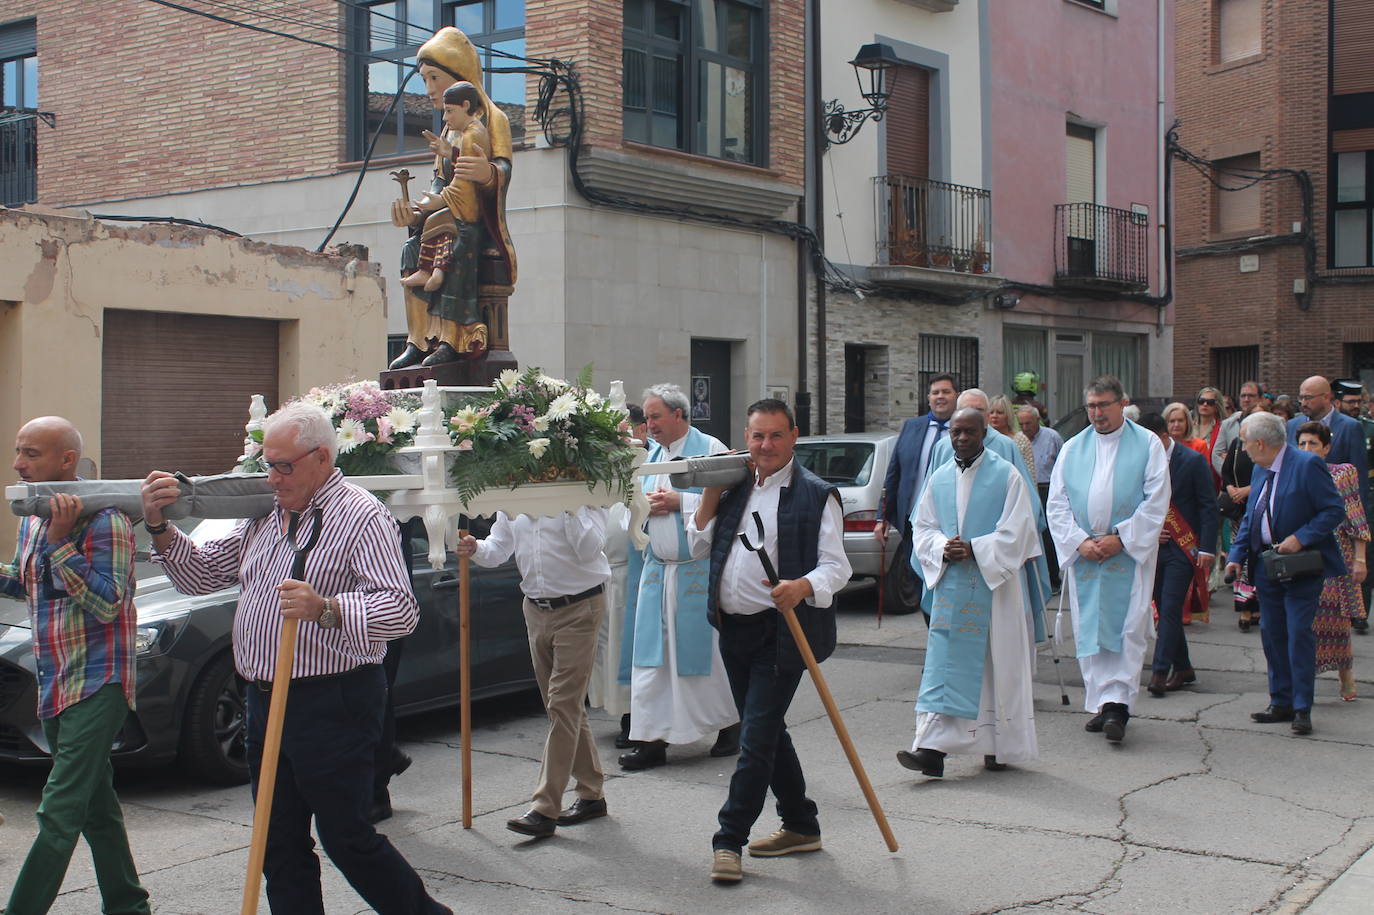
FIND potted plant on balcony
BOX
[971,230,991,275]
[931,237,952,268]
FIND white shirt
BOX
[643,431,728,558]
[470,507,611,599]
[914,416,948,494]
[687,459,851,615]
[1258,446,1286,545]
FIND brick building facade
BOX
[1172,0,1374,400]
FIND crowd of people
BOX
[5,368,1373,909]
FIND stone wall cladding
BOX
[1172,0,1374,398]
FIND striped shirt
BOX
[153,470,417,681]
[1,507,138,720]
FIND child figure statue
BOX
[400,81,491,293]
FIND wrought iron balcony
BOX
[874,174,993,278]
[1054,202,1149,291]
[0,111,39,208]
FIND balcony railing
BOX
[1054,202,1149,290]
[875,174,992,275]
[1,113,38,208]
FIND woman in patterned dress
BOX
[988,395,1036,481]
[1295,421,1368,700]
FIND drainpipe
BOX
[1156,0,1168,339]
[809,0,828,434]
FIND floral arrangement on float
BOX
[446,366,638,501]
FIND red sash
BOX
[1164,504,1211,623]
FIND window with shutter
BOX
[1065,124,1096,204]
[1217,0,1261,64]
[1333,0,1374,95]
[1215,152,1262,235]
[885,65,930,180]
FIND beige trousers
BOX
[522,593,606,817]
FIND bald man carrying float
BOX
[3,417,151,914]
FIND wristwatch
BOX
[318,596,341,629]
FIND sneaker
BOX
[747,829,822,857]
[710,849,743,883]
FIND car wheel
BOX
[881,535,921,615]
[180,651,250,786]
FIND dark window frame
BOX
[622,0,768,167]
[918,333,979,395]
[0,18,38,208]
[1331,149,1374,270]
[345,0,525,162]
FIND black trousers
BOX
[245,664,445,915]
[1152,543,1194,674]
[1037,483,1061,591]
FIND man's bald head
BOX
[1299,375,1333,420]
[957,389,989,414]
[14,416,83,483]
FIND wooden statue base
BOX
[379,350,518,390]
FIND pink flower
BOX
[457,439,474,451]
[375,416,395,444]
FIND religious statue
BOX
[389,27,518,370]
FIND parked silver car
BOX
[793,432,914,611]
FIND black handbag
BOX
[1260,548,1325,583]
[1217,489,1246,522]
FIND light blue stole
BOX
[917,451,1011,720]
[618,426,717,680]
[1061,419,1151,657]
[919,428,1049,641]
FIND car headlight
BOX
[135,620,183,658]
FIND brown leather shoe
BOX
[1165,669,1197,691]
[1147,672,1168,697]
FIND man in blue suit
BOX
[1139,413,1217,698]
[875,373,959,617]
[1227,411,1346,736]
[1289,375,1370,518]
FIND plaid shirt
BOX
[0,507,138,720]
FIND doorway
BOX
[690,338,733,447]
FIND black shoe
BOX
[506,810,556,838]
[1291,709,1313,735]
[983,755,1008,771]
[896,748,945,778]
[1103,703,1129,742]
[1084,711,1106,733]
[388,342,427,370]
[618,741,667,771]
[1238,617,1251,632]
[368,792,393,824]
[614,714,634,749]
[391,750,413,778]
[1251,705,1295,723]
[421,341,461,366]
[556,797,608,826]
[710,723,741,757]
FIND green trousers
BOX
[5,684,150,915]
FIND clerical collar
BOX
[954,448,984,472]
[1095,421,1126,440]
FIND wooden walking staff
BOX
[241,508,324,915]
[739,512,899,853]
[458,523,473,829]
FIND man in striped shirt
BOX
[4,416,151,914]
[142,403,450,915]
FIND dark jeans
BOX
[1037,483,1061,590]
[374,637,405,800]
[1255,573,1323,712]
[245,664,445,915]
[712,611,819,854]
[1152,543,1194,674]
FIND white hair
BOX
[263,401,338,462]
[642,383,690,418]
[1123,404,1140,421]
[1242,410,1287,449]
[958,388,989,411]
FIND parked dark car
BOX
[0,517,535,785]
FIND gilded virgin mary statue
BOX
[388,27,518,370]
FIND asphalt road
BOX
[3,587,1373,914]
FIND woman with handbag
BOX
[1295,421,1368,701]
[1221,401,1266,630]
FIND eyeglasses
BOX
[1197,398,1218,407]
[262,447,320,476]
[1085,399,1120,413]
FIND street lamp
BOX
[821,43,900,148]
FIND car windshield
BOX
[794,442,875,486]
[190,517,243,546]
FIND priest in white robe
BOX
[617,384,739,770]
[899,408,1043,778]
[1047,376,1169,743]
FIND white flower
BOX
[496,368,520,389]
[544,391,579,422]
[449,406,481,433]
[385,407,416,436]
[580,390,605,408]
[527,437,550,458]
[532,416,549,432]
[537,373,568,391]
[336,418,372,454]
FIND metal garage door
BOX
[101,310,279,480]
